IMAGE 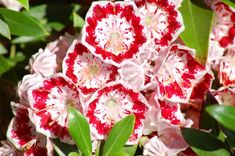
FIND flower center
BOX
[105,32,127,55]
[145,15,154,26]
[107,99,118,108]
[88,64,100,76]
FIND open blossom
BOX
[63,40,118,96]
[27,74,82,144]
[82,1,146,66]
[26,48,57,77]
[7,102,53,156]
[156,45,213,103]
[85,81,149,144]
[134,0,184,51]
[219,47,235,86]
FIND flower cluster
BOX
[206,0,235,108]
[4,0,235,155]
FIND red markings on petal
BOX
[86,82,148,144]
[63,41,118,95]
[82,1,146,66]
[28,74,82,143]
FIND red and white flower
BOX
[7,102,53,156]
[85,81,149,144]
[207,1,235,69]
[27,74,82,144]
[219,47,235,86]
[210,1,235,48]
[156,45,213,103]
[82,1,146,66]
[17,74,43,106]
[135,0,184,51]
[63,41,118,95]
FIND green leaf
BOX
[17,0,29,10]
[179,0,214,64]
[0,19,10,39]
[191,147,230,156]
[73,12,85,29]
[206,105,235,132]
[221,0,235,9]
[68,107,92,156]
[0,8,48,37]
[123,144,138,156]
[112,149,129,156]
[0,43,7,55]
[11,36,45,44]
[181,128,230,156]
[103,115,135,156]
[68,152,81,156]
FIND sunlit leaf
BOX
[73,12,85,29]
[179,0,214,64]
[68,107,92,156]
[0,19,10,39]
[103,115,135,156]
[0,8,48,37]
[17,0,29,10]
[206,105,235,132]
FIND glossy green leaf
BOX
[0,19,10,39]
[123,144,138,156]
[222,0,235,9]
[17,0,29,10]
[103,115,135,156]
[181,128,229,156]
[68,107,92,156]
[179,0,214,64]
[0,8,47,37]
[73,12,85,29]
[206,105,235,132]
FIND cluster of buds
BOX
[4,0,235,155]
